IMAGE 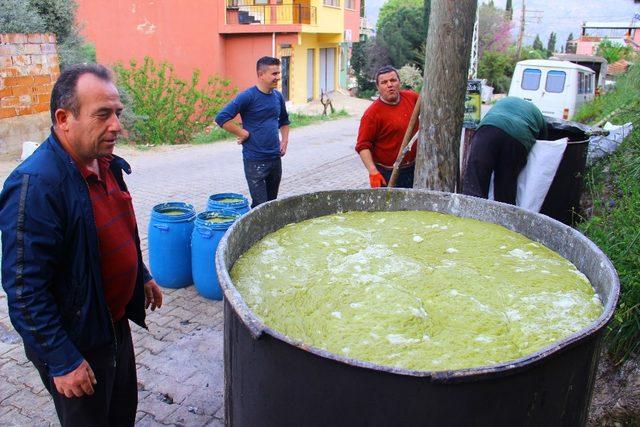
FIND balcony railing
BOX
[226,1,317,26]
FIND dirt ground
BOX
[589,352,640,426]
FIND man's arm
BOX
[222,121,250,144]
[358,149,386,187]
[215,91,251,144]
[277,91,291,156]
[0,173,86,378]
[279,125,290,156]
[355,111,386,187]
[357,148,379,176]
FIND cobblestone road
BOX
[0,108,369,426]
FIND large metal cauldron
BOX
[216,189,619,427]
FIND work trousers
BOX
[462,125,529,205]
[378,164,415,189]
[243,157,282,208]
[26,318,138,427]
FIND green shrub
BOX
[0,0,46,33]
[577,64,640,363]
[0,0,95,69]
[398,63,423,92]
[478,50,515,94]
[357,88,377,100]
[597,38,635,64]
[113,57,236,145]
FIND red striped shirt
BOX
[79,157,138,321]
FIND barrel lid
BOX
[208,192,249,208]
[196,209,240,229]
[151,202,196,222]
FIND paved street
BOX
[0,101,370,426]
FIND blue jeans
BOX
[378,164,415,189]
[243,158,282,208]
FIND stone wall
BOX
[0,33,59,158]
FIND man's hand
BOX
[236,129,250,145]
[144,279,163,311]
[280,139,288,156]
[53,359,96,398]
[368,165,387,188]
[369,171,387,188]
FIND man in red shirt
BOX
[355,65,419,188]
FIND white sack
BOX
[516,138,568,212]
[21,141,40,161]
[587,121,633,165]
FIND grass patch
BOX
[288,109,349,128]
[193,109,350,143]
[577,64,640,364]
[191,127,232,145]
[574,66,640,125]
[126,110,350,148]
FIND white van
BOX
[508,59,596,120]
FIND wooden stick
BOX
[388,95,421,188]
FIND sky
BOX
[365,0,640,49]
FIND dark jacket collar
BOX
[46,129,132,175]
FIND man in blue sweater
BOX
[216,56,291,208]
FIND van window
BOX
[521,68,541,90]
[545,70,566,93]
[578,73,585,94]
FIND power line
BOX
[516,1,544,55]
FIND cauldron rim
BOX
[216,189,619,382]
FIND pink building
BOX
[76,0,360,104]
[576,21,640,55]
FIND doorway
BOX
[307,49,315,101]
[281,55,290,101]
[319,47,336,94]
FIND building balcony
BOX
[226,1,317,27]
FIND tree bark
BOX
[414,0,477,192]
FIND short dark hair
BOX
[50,63,112,124]
[256,56,281,75]
[375,65,400,85]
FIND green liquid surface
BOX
[230,211,604,371]
[205,217,234,224]
[217,198,244,204]
[162,210,186,216]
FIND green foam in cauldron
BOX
[230,211,604,371]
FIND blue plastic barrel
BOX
[192,210,240,300]
[206,193,250,215]
[148,202,196,288]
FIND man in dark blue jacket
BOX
[0,63,163,426]
[215,56,290,208]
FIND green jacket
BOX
[479,97,548,151]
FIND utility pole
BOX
[469,1,479,79]
[515,0,544,58]
[414,0,477,192]
[516,0,526,57]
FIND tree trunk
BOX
[414,0,477,192]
